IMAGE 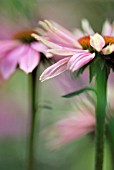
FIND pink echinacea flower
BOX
[32,20,114,81]
[44,97,95,149]
[0,29,47,79]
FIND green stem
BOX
[107,118,114,170]
[95,67,108,170]
[28,67,38,170]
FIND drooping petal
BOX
[102,44,114,55]
[82,19,94,35]
[110,23,114,36]
[40,57,70,82]
[0,45,25,79]
[71,53,95,72]
[31,42,48,54]
[0,40,20,57]
[90,33,105,52]
[102,20,112,36]
[67,52,87,70]
[73,28,84,39]
[51,22,82,48]
[46,20,75,41]
[67,52,95,72]
[46,48,87,56]
[19,45,40,74]
[39,20,82,48]
[32,34,61,50]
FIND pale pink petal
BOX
[39,20,74,40]
[90,33,105,52]
[0,40,20,57]
[32,34,61,50]
[31,42,48,53]
[102,44,114,55]
[49,20,76,41]
[67,52,87,70]
[110,26,114,36]
[39,20,81,48]
[82,19,94,35]
[0,45,26,79]
[19,45,40,74]
[46,48,86,56]
[102,20,112,36]
[71,54,95,72]
[40,57,70,82]
[67,52,95,72]
[47,31,82,48]
[50,22,81,48]
[73,28,84,39]
[31,42,53,58]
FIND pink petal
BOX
[49,21,81,48]
[49,20,76,41]
[32,34,61,50]
[67,51,90,68]
[68,52,95,72]
[73,28,84,39]
[67,52,86,70]
[31,42,48,54]
[47,48,88,56]
[110,27,114,36]
[0,40,20,57]
[39,20,81,48]
[90,33,105,52]
[102,20,112,36]
[40,57,70,81]
[81,19,94,35]
[47,31,81,48]
[0,45,25,79]
[19,45,40,74]
[102,44,114,55]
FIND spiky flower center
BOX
[78,36,114,49]
[13,30,37,43]
[78,36,90,48]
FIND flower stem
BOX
[107,118,114,170]
[95,67,108,170]
[28,67,38,170]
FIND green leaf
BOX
[62,87,96,98]
[74,63,88,77]
[89,56,106,83]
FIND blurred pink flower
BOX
[43,72,114,149]
[32,20,114,81]
[44,100,95,149]
[0,30,47,79]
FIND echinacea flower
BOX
[43,96,95,149]
[32,20,114,81]
[0,29,47,79]
[43,78,114,149]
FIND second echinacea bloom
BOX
[32,20,114,81]
[0,29,47,79]
[33,19,114,170]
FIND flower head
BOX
[33,20,114,81]
[43,96,95,149]
[0,29,47,79]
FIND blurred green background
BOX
[0,0,114,170]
